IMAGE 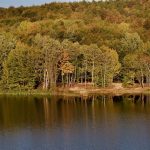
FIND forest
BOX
[0,0,150,91]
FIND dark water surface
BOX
[0,94,150,150]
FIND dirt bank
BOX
[57,83,150,96]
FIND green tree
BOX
[119,32,144,60]
[42,36,62,90]
[88,44,101,86]
[1,42,36,90]
[97,46,121,87]
[123,53,146,88]
[0,32,16,80]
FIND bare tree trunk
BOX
[69,73,70,87]
[92,61,95,87]
[74,58,77,83]
[146,75,148,87]
[61,72,63,84]
[81,73,83,84]
[146,64,150,86]
[74,64,77,83]
[101,68,103,87]
[53,66,57,89]
[43,70,46,90]
[43,69,49,90]
[148,75,150,87]
[67,73,69,86]
[85,61,87,88]
[140,68,144,88]
[70,74,73,87]
[103,64,106,88]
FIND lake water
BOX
[0,94,150,150]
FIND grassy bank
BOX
[0,90,52,96]
[0,86,150,97]
[58,86,150,96]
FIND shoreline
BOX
[0,87,150,96]
[57,87,150,96]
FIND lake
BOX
[0,94,150,150]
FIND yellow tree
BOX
[60,51,74,86]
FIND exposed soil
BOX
[56,83,150,96]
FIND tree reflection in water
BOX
[0,94,149,131]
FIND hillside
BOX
[0,0,150,91]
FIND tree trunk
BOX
[140,68,144,88]
[101,68,103,87]
[85,61,87,88]
[92,60,95,87]
[70,74,73,87]
[74,66,76,83]
[148,75,150,87]
[69,73,70,87]
[62,73,64,87]
[43,68,49,90]
[103,64,106,88]
[146,64,150,86]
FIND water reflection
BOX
[0,94,150,130]
[0,94,150,150]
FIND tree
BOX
[42,36,62,90]
[0,32,16,81]
[119,32,144,60]
[123,53,147,88]
[88,44,101,86]
[80,45,90,87]
[97,46,121,87]
[60,52,75,86]
[1,42,36,90]
[62,39,80,84]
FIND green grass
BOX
[0,89,52,96]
